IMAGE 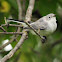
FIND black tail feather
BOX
[7,19,24,22]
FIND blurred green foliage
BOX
[0,0,62,62]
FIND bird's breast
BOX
[46,21,57,34]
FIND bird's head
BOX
[43,13,56,22]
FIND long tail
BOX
[7,19,32,23]
[7,19,24,23]
[7,19,28,27]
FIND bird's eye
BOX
[49,17,50,18]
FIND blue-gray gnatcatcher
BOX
[7,13,57,35]
[7,13,57,42]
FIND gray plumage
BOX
[7,13,57,36]
[24,18,47,30]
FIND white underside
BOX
[30,17,57,36]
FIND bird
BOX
[7,13,57,43]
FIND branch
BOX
[17,0,22,20]
[0,32,23,35]
[0,35,19,50]
[12,0,23,43]
[0,0,35,61]
[0,0,23,51]
[0,33,26,62]
[16,0,23,44]
[0,26,6,32]
[24,0,44,40]
[24,21,44,39]
[22,0,26,16]
[25,0,35,22]
[1,24,23,28]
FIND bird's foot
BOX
[42,36,47,43]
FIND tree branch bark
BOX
[17,0,22,20]
[0,35,18,50]
[0,0,35,62]
[1,24,23,28]
[0,32,23,35]
[25,0,35,22]
[0,33,26,62]
[0,26,6,32]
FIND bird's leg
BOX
[42,36,47,43]
[37,28,40,34]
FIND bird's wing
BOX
[30,18,47,30]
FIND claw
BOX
[41,36,47,43]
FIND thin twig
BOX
[0,35,19,50]
[0,32,23,35]
[0,51,8,54]
[24,0,44,39]
[0,0,35,62]
[16,0,23,42]
[25,0,35,22]
[4,17,7,24]
[0,26,6,32]
[0,33,26,62]
[22,0,26,17]
[17,0,22,20]
[1,24,23,28]
[24,21,44,39]
[0,0,23,51]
